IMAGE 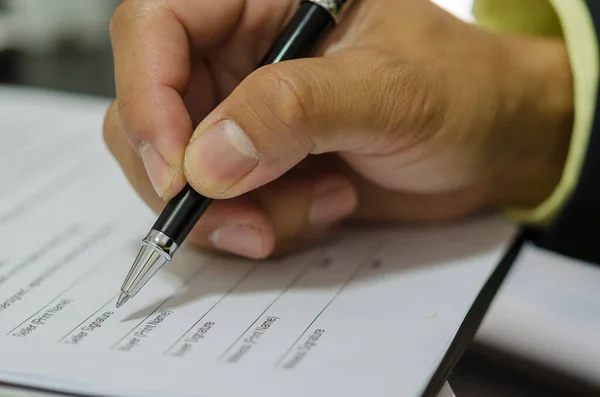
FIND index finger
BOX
[109,0,246,199]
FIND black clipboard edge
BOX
[420,229,526,397]
[0,383,98,397]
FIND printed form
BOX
[0,87,514,397]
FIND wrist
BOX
[488,34,574,210]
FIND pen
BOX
[116,0,355,309]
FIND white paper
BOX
[477,243,600,385]
[0,86,515,397]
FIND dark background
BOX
[0,1,598,396]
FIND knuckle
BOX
[385,60,445,136]
[109,1,131,39]
[364,50,443,141]
[325,48,439,154]
[251,65,315,130]
[110,0,164,40]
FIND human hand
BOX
[103,0,573,258]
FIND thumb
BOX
[183,53,406,198]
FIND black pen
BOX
[116,0,355,308]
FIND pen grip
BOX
[152,1,335,247]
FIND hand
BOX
[103,0,573,258]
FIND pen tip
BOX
[116,291,130,308]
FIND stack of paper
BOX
[0,87,515,396]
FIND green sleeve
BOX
[473,0,600,225]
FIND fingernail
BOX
[140,143,174,199]
[186,119,259,192]
[209,225,264,258]
[309,178,357,226]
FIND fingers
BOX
[254,173,358,239]
[186,173,358,258]
[109,0,297,201]
[109,0,243,201]
[104,99,274,258]
[183,51,426,199]
[110,0,227,199]
[105,103,357,258]
[185,198,276,259]
[103,100,165,214]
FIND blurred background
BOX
[0,0,118,96]
[0,1,598,396]
[0,0,474,97]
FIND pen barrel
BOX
[259,1,335,65]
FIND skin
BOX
[103,0,573,259]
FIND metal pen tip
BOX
[116,231,174,310]
[116,291,130,308]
